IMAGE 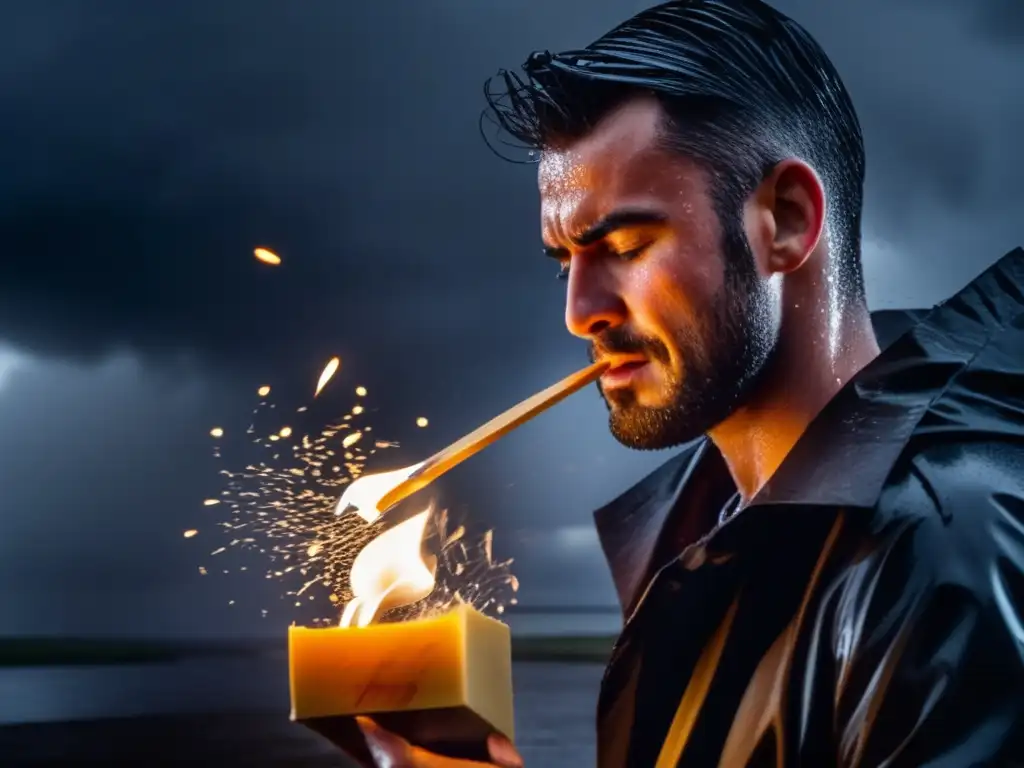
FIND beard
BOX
[592,220,779,451]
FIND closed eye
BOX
[555,246,647,280]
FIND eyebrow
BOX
[542,208,668,259]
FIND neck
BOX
[708,292,880,503]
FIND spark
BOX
[210,427,224,438]
[254,247,281,265]
[258,385,271,397]
[314,357,340,398]
[183,529,198,538]
[203,499,220,506]
[196,380,517,626]
[416,417,429,428]
[355,386,367,397]
[279,426,293,438]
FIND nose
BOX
[564,258,627,339]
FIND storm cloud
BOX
[0,0,1020,635]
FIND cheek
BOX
[628,244,723,334]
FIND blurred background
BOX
[0,0,1021,764]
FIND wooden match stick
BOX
[375,360,609,513]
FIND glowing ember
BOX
[315,357,340,398]
[339,509,437,628]
[258,385,271,397]
[203,499,220,506]
[416,417,429,428]
[341,431,362,449]
[210,427,224,438]
[279,426,293,438]
[254,247,281,265]
[183,529,198,538]
[355,386,367,396]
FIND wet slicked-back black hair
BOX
[483,0,867,303]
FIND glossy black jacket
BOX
[592,247,1024,767]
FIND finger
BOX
[356,717,414,767]
[356,717,522,768]
[486,734,523,768]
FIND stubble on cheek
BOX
[641,232,743,419]
[642,253,719,375]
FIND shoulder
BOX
[826,433,1024,662]
[818,432,1024,763]
[876,431,1024,546]
[840,433,1024,593]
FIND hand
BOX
[356,717,523,768]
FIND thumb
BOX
[356,717,410,767]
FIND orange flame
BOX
[334,461,425,523]
[339,508,437,628]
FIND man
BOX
[360,0,1024,765]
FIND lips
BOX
[600,358,649,388]
[607,360,646,374]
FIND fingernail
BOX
[356,717,397,762]
[488,734,523,767]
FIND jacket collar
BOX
[594,246,1024,616]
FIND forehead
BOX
[537,97,704,241]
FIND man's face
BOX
[539,97,780,450]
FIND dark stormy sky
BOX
[0,0,1021,638]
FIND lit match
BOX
[334,360,608,523]
[289,360,606,763]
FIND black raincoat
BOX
[592,247,1024,767]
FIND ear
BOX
[749,158,826,275]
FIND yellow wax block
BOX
[289,604,514,763]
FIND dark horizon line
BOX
[504,604,619,614]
